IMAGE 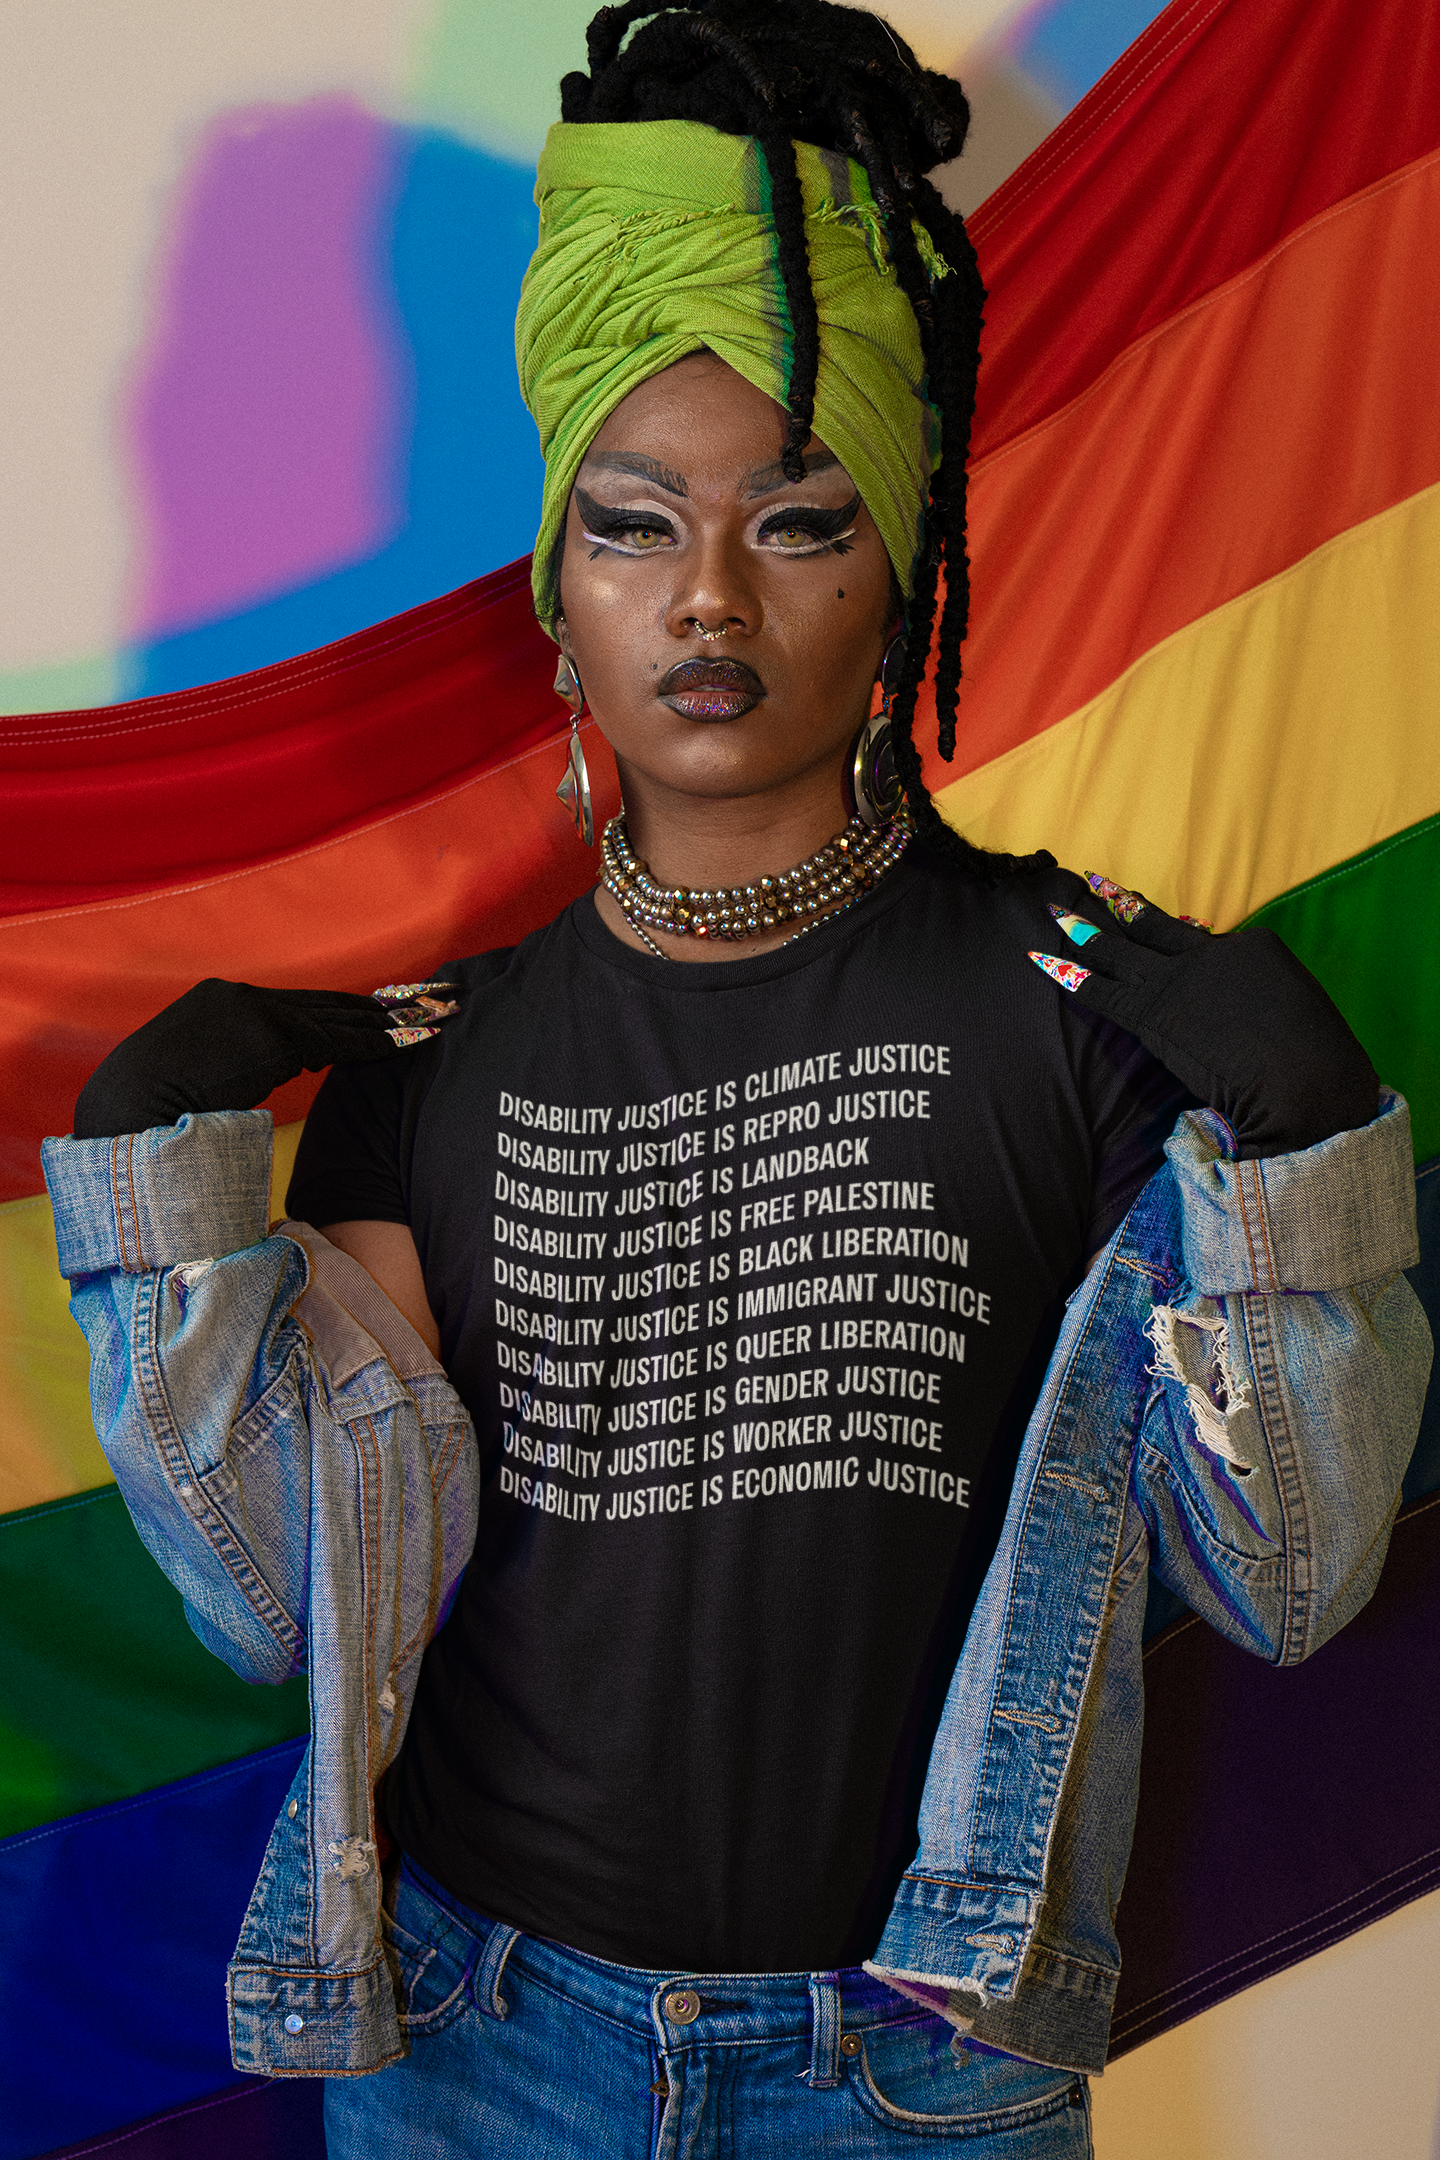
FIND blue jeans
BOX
[323,1860,1094,2156]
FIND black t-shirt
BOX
[288,847,1189,1972]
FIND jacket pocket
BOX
[184,1359,315,1668]
[843,2017,1082,2136]
[384,1872,480,2038]
[1140,1425,1288,1574]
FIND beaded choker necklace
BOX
[599,801,913,960]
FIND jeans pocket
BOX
[845,2017,1082,2137]
[384,1869,480,2038]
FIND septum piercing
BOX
[688,620,729,641]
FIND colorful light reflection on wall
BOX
[2,0,1166,717]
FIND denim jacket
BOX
[42,1091,1430,2079]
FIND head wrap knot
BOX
[515,119,941,622]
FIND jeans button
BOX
[839,2033,862,2057]
[665,1990,700,2024]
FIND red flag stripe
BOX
[0,560,557,914]
[970,0,1440,457]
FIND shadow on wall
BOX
[120,97,544,700]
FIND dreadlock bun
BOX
[564,2,972,175]
[560,0,1050,883]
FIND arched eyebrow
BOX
[743,450,842,499]
[583,452,689,497]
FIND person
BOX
[42,5,1430,2155]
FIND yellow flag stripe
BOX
[935,480,1440,928]
[0,1122,307,1515]
[0,1194,106,1515]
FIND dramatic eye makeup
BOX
[575,486,678,557]
[574,482,862,559]
[755,490,861,556]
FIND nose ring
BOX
[688,619,729,642]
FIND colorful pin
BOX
[1084,872,1146,925]
[1047,903,1102,947]
[1028,951,1091,991]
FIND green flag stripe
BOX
[0,1485,307,1838]
[1248,811,1440,1166]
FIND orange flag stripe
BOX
[0,721,621,1203]
[924,146,1440,792]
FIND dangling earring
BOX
[850,635,905,828]
[553,650,594,847]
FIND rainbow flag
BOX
[2,0,1436,2150]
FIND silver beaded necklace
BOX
[600,801,914,960]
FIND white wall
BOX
[1094,1890,1440,2159]
[0,0,1035,711]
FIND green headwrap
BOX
[515,119,942,624]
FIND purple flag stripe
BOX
[33,2079,321,2160]
[1111,1491,1440,2054]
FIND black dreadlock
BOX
[561,0,1051,881]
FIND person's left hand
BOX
[1026,873,1379,1158]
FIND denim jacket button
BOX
[287,1800,299,1819]
[284,2014,305,2034]
[665,1990,700,2024]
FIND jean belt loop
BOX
[805,1972,843,2089]
[474,1921,522,2020]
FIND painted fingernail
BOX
[387,1024,441,1048]
[1047,904,1103,947]
[1084,872,1145,924]
[373,979,456,1002]
[1028,951,1091,991]
[376,991,459,1025]
[1178,914,1213,931]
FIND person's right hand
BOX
[73,978,459,1140]
[1026,876,1377,1157]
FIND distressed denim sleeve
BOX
[1133,1089,1432,1664]
[42,1111,315,1684]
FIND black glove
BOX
[73,978,459,1141]
[1028,874,1378,1158]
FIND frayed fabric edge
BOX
[1145,1303,1254,1472]
[862,1962,984,2035]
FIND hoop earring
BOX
[553,652,594,847]
[850,636,905,828]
